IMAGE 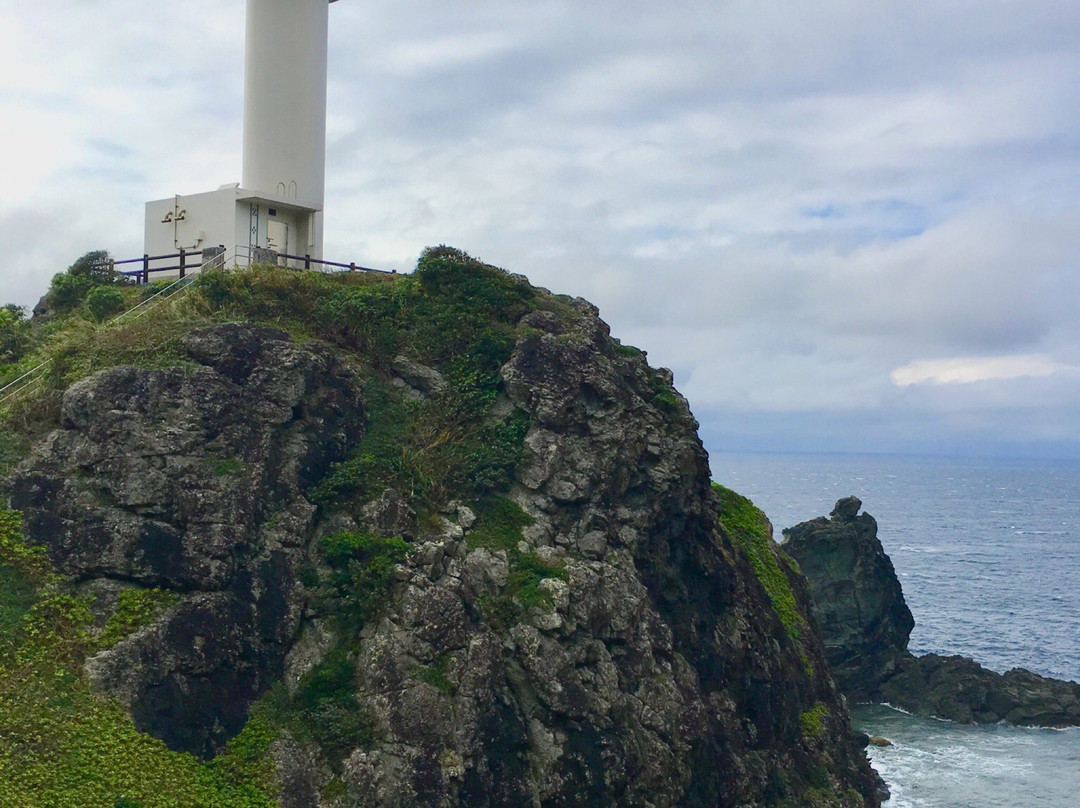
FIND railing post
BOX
[142,254,150,284]
[304,254,311,270]
[179,248,186,279]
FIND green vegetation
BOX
[315,530,410,633]
[275,650,376,762]
[411,653,457,696]
[799,702,830,738]
[466,496,535,552]
[713,483,806,643]
[210,457,246,477]
[45,250,132,315]
[0,508,278,808]
[0,304,31,364]
[98,589,179,649]
[86,286,127,322]
[468,498,568,622]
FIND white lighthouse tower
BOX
[144,0,340,268]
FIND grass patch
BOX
[411,653,456,696]
[466,497,535,552]
[0,564,36,643]
[209,457,245,477]
[799,703,830,738]
[98,589,179,649]
[713,483,805,643]
[467,498,567,623]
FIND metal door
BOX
[267,220,289,254]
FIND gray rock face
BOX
[781,496,914,700]
[338,301,881,807]
[7,323,364,757]
[785,498,1080,727]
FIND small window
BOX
[268,208,277,217]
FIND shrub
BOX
[45,250,128,315]
[86,286,127,322]
[67,250,119,285]
[317,531,411,631]
[799,703,830,738]
[0,304,30,362]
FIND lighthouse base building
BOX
[144,186,322,266]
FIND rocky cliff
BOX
[0,250,881,807]
[783,497,1080,727]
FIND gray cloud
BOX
[3,0,1080,457]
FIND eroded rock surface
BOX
[784,497,1080,727]
[338,299,881,807]
[7,323,364,756]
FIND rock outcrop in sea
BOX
[0,252,882,807]
[783,496,1080,727]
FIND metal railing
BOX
[0,361,50,409]
[271,251,396,275]
[1,246,400,408]
[114,245,397,283]
[114,248,209,283]
[0,248,229,408]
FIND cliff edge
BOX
[0,250,881,807]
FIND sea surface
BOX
[714,452,1080,808]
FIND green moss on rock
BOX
[713,483,806,643]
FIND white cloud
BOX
[891,355,1076,387]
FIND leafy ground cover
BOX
[0,508,279,808]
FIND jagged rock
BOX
[2,274,883,805]
[340,296,881,807]
[391,355,447,399]
[786,498,1080,727]
[6,323,364,757]
[881,654,1080,727]
[360,488,417,539]
[782,496,914,700]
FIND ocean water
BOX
[714,452,1080,808]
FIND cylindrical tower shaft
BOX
[241,0,333,208]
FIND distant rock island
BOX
[782,496,1080,727]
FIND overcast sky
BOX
[3,0,1080,460]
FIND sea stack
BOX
[784,497,1080,727]
[781,496,914,701]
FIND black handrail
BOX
[113,247,397,284]
[115,248,205,283]
[273,252,397,275]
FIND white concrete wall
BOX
[144,188,239,259]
